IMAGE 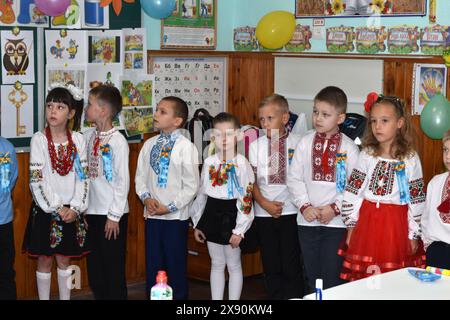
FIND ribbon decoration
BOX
[0,152,11,192]
[288,148,294,165]
[101,144,113,182]
[73,151,86,181]
[225,163,244,198]
[335,152,347,193]
[394,161,410,204]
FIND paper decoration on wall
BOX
[412,63,447,115]
[326,26,354,53]
[122,28,147,73]
[1,29,35,84]
[387,26,419,54]
[51,0,82,29]
[46,65,86,97]
[233,26,258,51]
[83,0,109,28]
[152,56,226,117]
[355,27,387,54]
[45,29,88,66]
[88,30,121,64]
[1,82,34,138]
[420,25,450,55]
[285,25,312,52]
[429,0,436,24]
[100,0,134,16]
[0,0,49,27]
[120,74,155,136]
[86,64,122,91]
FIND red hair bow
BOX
[364,92,379,113]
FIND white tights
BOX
[207,241,243,300]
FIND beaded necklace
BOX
[45,126,77,176]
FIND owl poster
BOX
[1,84,34,138]
[1,29,35,84]
[45,29,88,66]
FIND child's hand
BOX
[316,205,335,225]
[303,206,319,222]
[346,228,353,246]
[58,206,69,219]
[153,204,169,216]
[194,229,206,243]
[229,234,242,249]
[105,218,120,240]
[144,198,159,218]
[62,209,77,223]
[410,239,418,254]
[262,200,284,218]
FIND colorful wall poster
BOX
[233,26,258,51]
[412,64,447,115]
[46,65,86,99]
[326,26,354,53]
[285,25,312,52]
[1,83,34,138]
[45,29,88,66]
[122,106,153,136]
[420,25,450,55]
[0,0,49,27]
[122,28,147,73]
[82,0,109,29]
[88,30,121,64]
[161,0,217,49]
[355,27,387,54]
[50,0,83,29]
[387,26,419,54]
[1,29,35,84]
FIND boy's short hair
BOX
[212,112,240,129]
[443,129,450,143]
[259,94,289,114]
[89,84,122,118]
[314,86,348,114]
[160,96,189,128]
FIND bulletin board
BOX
[149,55,227,118]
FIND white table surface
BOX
[303,268,450,300]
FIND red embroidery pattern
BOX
[345,169,366,195]
[241,183,254,214]
[268,134,287,185]
[311,132,341,182]
[440,175,450,224]
[368,161,395,196]
[409,178,426,204]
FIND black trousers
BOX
[0,222,16,300]
[426,241,450,270]
[86,214,128,300]
[298,225,346,294]
[256,215,304,299]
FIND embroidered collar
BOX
[316,130,341,141]
[267,130,289,141]
[97,127,117,138]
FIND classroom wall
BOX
[144,0,450,52]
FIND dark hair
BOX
[160,96,189,128]
[362,95,416,160]
[89,84,123,119]
[46,87,83,131]
[212,112,240,129]
[259,94,289,113]
[314,86,348,114]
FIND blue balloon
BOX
[141,0,176,19]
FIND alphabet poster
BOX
[1,84,34,138]
[1,29,35,84]
[151,56,226,117]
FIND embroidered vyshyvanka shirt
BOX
[85,128,130,222]
[287,130,360,228]
[342,150,426,239]
[249,133,301,218]
[0,137,18,225]
[421,172,450,249]
[29,131,89,214]
[135,130,200,221]
[189,154,255,237]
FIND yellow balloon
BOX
[256,11,296,49]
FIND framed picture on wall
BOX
[295,0,427,18]
[161,0,217,50]
[412,63,447,115]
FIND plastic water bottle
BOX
[150,270,173,300]
[315,279,323,300]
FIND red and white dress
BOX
[339,150,426,281]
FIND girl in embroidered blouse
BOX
[339,93,426,281]
[190,112,255,300]
[23,85,89,300]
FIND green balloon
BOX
[420,93,450,139]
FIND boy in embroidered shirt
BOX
[287,86,360,292]
[421,129,450,269]
[0,137,18,300]
[84,84,130,300]
[135,96,199,300]
[249,94,304,299]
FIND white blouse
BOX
[29,131,89,214]
[84,128,130,222]
[341,150,426,239]
[135,131,200,221]
[421,172,450,250]
[287,130,360,228]
[249,133,301,218]
[190,153,255,237]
